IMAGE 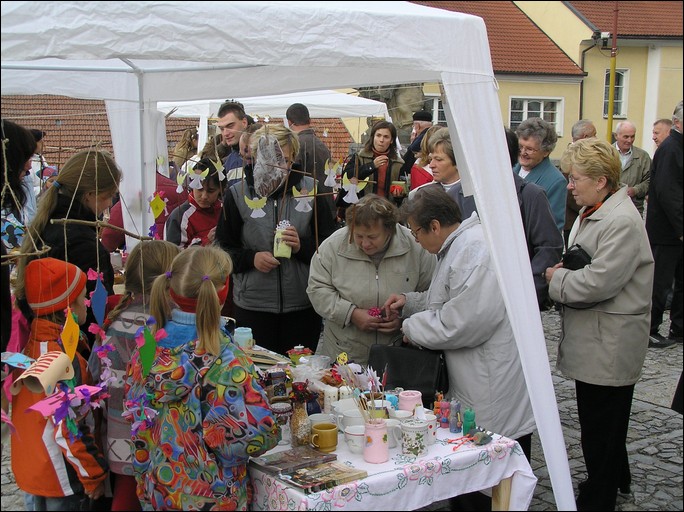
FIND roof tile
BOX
[2,96,353,169]
[412,1,584,75]
[567,1,682,38]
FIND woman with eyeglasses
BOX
[543,138,654,511]
[307,194,435,364]
[383,185,535,510]
[513,117,567,232]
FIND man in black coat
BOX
[399,110,433,179]
[646,100,683,348]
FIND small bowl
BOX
[299,354,331,371]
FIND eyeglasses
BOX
[409,226,423,239]
[568,175,593,186]
[519,145,540,155]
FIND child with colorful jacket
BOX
[124,245,278,510]
[88,240,179,511]
[11,258,108,510]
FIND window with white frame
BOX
[603,69,628,118]
[426,96,447,125]
[509,98,563,134]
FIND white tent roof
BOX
[1,2,575,508]
[157,91,391,120]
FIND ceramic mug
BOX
[363,419,389,463]
[308,413,336,427]
[310,422,338,453]
[398,390,423,412]
[401,418,429,457]
[344,425,365,454]
[424,413,438,445]
[338,408,365,431]
[385,418,402,448]
[331,398,357,415]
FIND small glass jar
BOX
[271,401,293,445]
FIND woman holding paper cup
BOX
[216,125,338,355]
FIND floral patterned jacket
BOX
[124,310,278,510]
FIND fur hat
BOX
[25,258,87,316]
[412,110,433,122]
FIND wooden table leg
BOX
[491,476,512,511]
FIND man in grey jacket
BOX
[613,120,651,215]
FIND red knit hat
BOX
[25,258,87,316]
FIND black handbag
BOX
[367,337,449,408]
[562,244,597,309]
[562,244,592,271]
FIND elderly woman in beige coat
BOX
[307,194,435,364]
[544,138,654,511]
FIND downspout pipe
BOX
[579,33,599,119]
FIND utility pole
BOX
[605,1,619,142]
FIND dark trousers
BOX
[233,304,322,355]
[650,243,683,337]
[575,380,634,511]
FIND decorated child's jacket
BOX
[11,318,108,497]
[124,309,278,510]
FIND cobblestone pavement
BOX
[3,309,682,511]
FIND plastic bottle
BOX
[449,399,462,433]
[462,407,476,435]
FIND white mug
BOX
[385,418,402,448]
[338,408,365,430]
[308,413,336,426]
[344,425,365,454]
[424,413,438,445]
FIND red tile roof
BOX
[412,1,585,76]
[566,1,683,38]
[1,95,353,169]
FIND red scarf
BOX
[581,191,614,222]
[169,277,230,313]
[373,148,390,197]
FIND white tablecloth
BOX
[250,427,537,511]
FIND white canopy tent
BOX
[157,90,392,152]
[1,2,575,509]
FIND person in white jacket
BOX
[383,187,535,510]
[384,184,535,460]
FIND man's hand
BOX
[254,251,280,273]
[279,226,301,254]
[382,294,406,320]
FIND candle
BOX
[323,385,338,413]
[339,386,353,400]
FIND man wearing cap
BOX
[399,110,433,179]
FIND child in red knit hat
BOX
[10,257,108,510]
